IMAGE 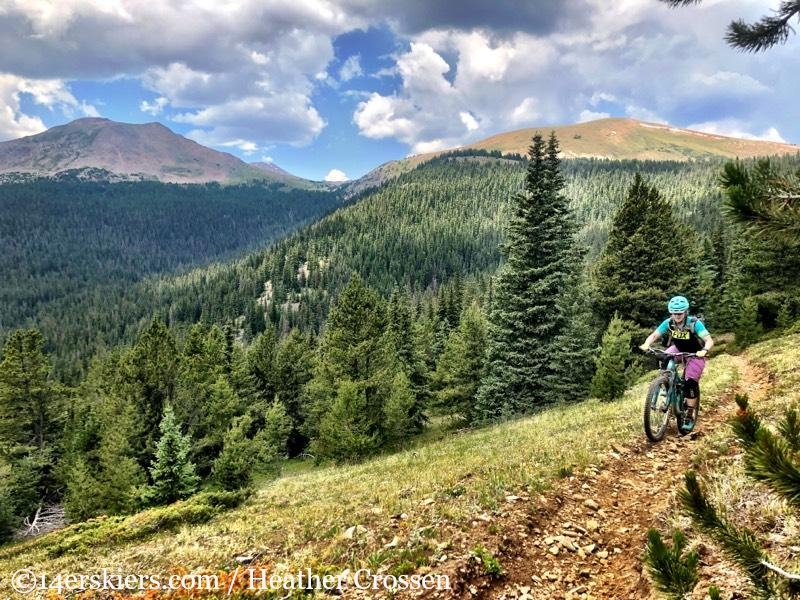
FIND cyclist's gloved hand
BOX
[696,349,708,358]
[639,343,650,352]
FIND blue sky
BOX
[0,0,797,182]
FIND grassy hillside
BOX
[6,323,800,598]
[0,344,745,596]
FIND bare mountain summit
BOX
[0,118,296,184]
[468,117,800,161]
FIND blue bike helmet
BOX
[668,295,690,313]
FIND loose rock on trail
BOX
[408,355,771,600]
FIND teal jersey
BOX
[656,316,709,338]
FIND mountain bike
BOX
[643,348,699,442]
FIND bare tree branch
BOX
[17,505,67,538]
[761,559,800,582]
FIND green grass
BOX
[0,353,741,596]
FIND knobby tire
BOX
[644,374,671,442]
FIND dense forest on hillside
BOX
[0,178,344,378]
[5,153,799,380]
[129,154,739,339]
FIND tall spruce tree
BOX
[273,329,315,457]
[119,320,179,472]
[60,351,144,519]
[0,329,56,453]
[304,275,393,459]
[431,302,488,424]
[591,173,701,330]
[386,287,429,430]
[475,133,581,419]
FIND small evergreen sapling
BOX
[643,528,699,599]
[680,394,800,598]
[143,405,199,506]
[212,416,258,491]
[734,296,763,348]
[590,314,631,401]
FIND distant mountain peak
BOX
[465,117,799,161]
[0,118,307,185]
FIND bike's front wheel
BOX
[644,374,671,442]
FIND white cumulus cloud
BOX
[578,109,610,123]
[140,96,169,116]
[460,111,479,131]
[0,74,96,140]
[688,119,788,143]
[324,168,349,182]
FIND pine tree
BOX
[212,415,259,491]
[590,314,632,401]
[60,352,145,519]
[143,405,199,506]
[660,1,799,52]
[718,165,800,331]
[679,395,800,597]
[273,329,315,457]
[643,529,700,599]
[119,320,179,471]
[0,329,60,522]
[257,399,292,461]
[591,173,701,330]
[304,275,393,454]
[734,296,764,347]
[475,133,581,419]
[776,298,794,331]
[382,371,416,447]
[248,327,279,404]
[310,380,379,462]
[550,279,599,402]
[386,287,429,431]
[0,329,56,452]
[0,474,13,543]
[431,302,488,424]
[62,457,105,521]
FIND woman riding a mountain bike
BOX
[639,295,714,429]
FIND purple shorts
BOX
[665,345,706,381]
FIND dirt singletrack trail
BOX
[427,355,773,600]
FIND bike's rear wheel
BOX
[644,374,671,442]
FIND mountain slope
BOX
[0,340,772,599]
[468,117,800,160]
[0,118,304,185]
[250,160,327,190]
[352,118,800,191]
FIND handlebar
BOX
[644,348,700,359]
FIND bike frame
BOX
[659,353,690,419]
[644,348,698,441]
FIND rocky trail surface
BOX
[418,355,771,600]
